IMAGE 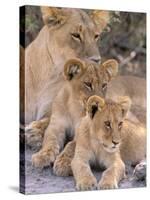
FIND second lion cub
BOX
[71,95,146,190]
[32,58,118,168]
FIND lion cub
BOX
[71,95,146,190]
[32,58,118,168]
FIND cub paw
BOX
[53,154,72,176]
[76,176,97,191]
[133,160,146,181]
[98,178,118,190]
[32,147,59,168]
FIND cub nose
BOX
[90,56,101,63]
[112,140,119,145]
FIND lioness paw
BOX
[25,118,49,149]
[25,128,43,149]
[76,176,97,191]
[53,154,72,176]
[32,148,59,168]
[98,178,118,190]
[25,121,44,148]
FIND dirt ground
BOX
[22,147,146,195]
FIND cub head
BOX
[41,7,110,63]
[87,95,131,153]
[63,58,118,104]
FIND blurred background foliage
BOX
[20,6,146,78]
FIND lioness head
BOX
[63,58,118,104]
[87,95,131,153]
[41,7,110,63]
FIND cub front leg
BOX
[32,116,67,168]
[98,158,125,190]
[53,140,76,176]
[71,148,97,191]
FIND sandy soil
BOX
[20,147,146,195]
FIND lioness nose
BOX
[90,56,101,63]
[112,140,119,145]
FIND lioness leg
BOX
[32,116,67,168]
[98,158,125,189]
[25,117,50,148]
[71,148,97,191]
[53,140,76,176]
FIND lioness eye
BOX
[104,121,111,129]
[84,82,92,90]
[102,83,107,91]
[118,122,123,129]
[71,33,81,41]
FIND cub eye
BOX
[102,83,107,91]
[71,33,81,41]
[118,121,123,129]
[94,34,100,40]
[84,82,92,90]
[104,121,111,129]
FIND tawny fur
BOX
[53,77,146,177]
[71,96,146,190]
[23,7,110,124]
[31,59,118,168]
[23,7,146,147]
[25,117,50,148]
[106,76,146,123]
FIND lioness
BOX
[24,7,110,124]
[71,95,146,190]
[32,58,118,168]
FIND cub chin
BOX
[32,58,118,168]
[71,95,146,190]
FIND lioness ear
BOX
[90,10,110,32]
[87,95,105,119]
[101,59,118,81]
[118,96,131,117]
[41,7,68,26]
[64,59,85,81]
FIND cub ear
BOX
[118,96,131,117]
[90,10,110,32]
[41,7,68,26]
[101,59,118,81]
[64,59,85,81]
[87,95,105,119]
